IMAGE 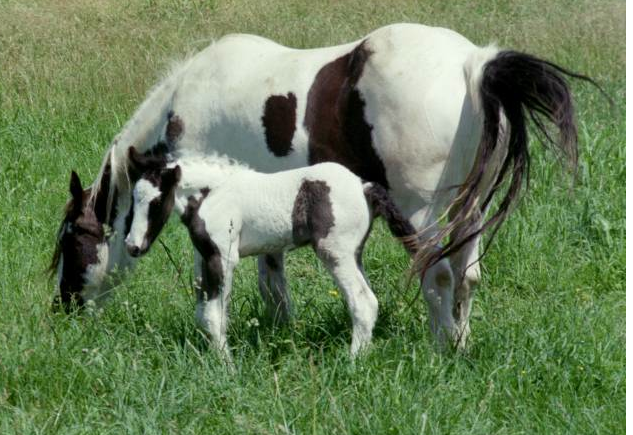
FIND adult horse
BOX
[51,23,593,347]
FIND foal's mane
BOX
[173,151,252,189]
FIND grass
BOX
[0,0,625,434]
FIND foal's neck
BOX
[172,154,251,216]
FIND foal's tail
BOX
[412,48,608,275]
[363,183,418,255]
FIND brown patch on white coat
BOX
[303,41,389,188]
[261,92,297,157]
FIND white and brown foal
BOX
[124,147,417,358]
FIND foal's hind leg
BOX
[319,252,379,357]
[257,252,292,324]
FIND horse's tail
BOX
[412,48,605,275]
[364,183,418,255]
[88,57,194,221]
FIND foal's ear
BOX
[69,170,84,206]
[162,165,182,187]
[127,146,149,179]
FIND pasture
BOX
[0,0,624,433]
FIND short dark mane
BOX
[48,200,74,276]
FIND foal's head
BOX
[124,146,181,257]
[51,171,109,311]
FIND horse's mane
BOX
[48,200,74,276]
[86,54,198,219]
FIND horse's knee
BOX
[420,258,458,346]
[452,262,480,347]
[421,259,454,311]
[463,262,481,290]
[356,290,378,324]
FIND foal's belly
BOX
[237,225,295,257]
[234,197,297,257]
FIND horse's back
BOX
[171,24,496,218]
[171,34,359,172]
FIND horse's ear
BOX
[69,170,83,207]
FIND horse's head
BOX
[51,170,110,312]
[124,146,181,257]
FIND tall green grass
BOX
[0,1,624,433]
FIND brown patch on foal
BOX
[181,188,223,300]
[304,41,388,188]
[291,179,335,250]
[261,92,297,157]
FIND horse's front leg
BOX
[257,252,292,324]
[194,248,237,362]
[420,252,458,348]
[448,211,483,350]
[407,210,460,349]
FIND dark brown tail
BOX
[413,50,606,275]
[364,183,417,255]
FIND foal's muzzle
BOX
[126,242,148,257]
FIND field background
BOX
[0,0,625,434]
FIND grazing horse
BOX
[123,146,418,357]
[51,23,596,347]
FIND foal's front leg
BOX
[194,248,237,361]
[257,252,292,324]
[320,253,379,357]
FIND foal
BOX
[124,147,418,358]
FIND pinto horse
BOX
[123,147,418,357]
[51,23,597,347]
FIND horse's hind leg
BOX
[257,252,292,324]
[320,252,379,357]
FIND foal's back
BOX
[198,162,370,257]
